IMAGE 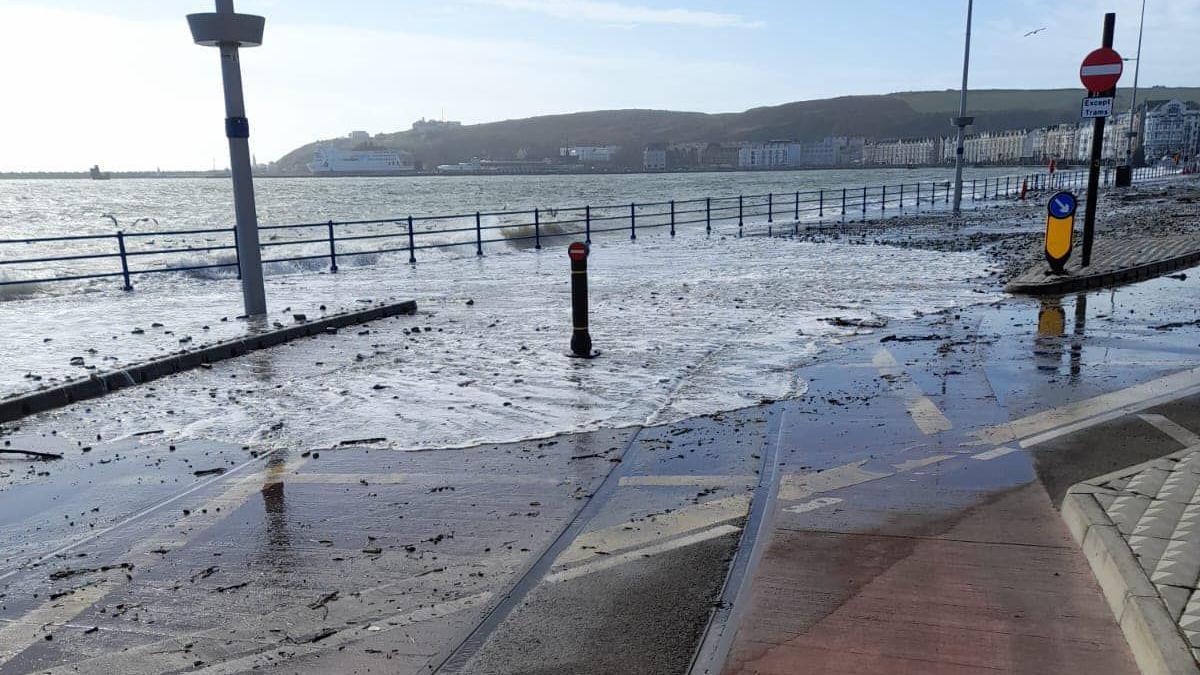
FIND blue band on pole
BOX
[225,116,250,138]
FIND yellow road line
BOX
[873,349,953,435]
[555,495,750,568]
[546,525,741,584]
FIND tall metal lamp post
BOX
[951,0,975,217]
[1124,0,1146,171]
[187,0,268,316]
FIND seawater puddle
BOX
[10,234,998,451]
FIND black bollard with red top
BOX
[568,242,596,358]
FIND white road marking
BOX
[617,474,753,488]
[892,454,955,472]
[873,349,953,435]
[0,584,112,661]
[0,448,280,585]
[0,455,312,668]
[971,446,1020,461]
[546,525,741,584]
[975,367,1200,446]
[283,472,565,486]
[556,495,750,567]
[782,497,843,515]
[1138,414,1200,447]
[186,592,495,675]
[779,460,892,502]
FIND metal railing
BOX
[0,164,1179,290]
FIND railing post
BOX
[944,181,950,204]
[407,216,416,264]
[738,195,744,237]
[916,182,920,209]
[995,177,1000,200]
[534,208,542,250]
[630,202,636,240]
[881,185,887,216]
[669,200,675,237]
[767,193,773,223]
[840,188,846,220]
[819,189,824,218]
[1005,176,1010,199]
[585,205,592,244]
[705,198,711,236]
[861,186,867,218]
[475,211,483,255]
[899,183,904,210]
[326,220,338,273]
[931,181,936,206]
[972,179,976,201]
[232,226,242,280]
[116,230,132,291]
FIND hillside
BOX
[275,86,1200,172]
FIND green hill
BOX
[275,86,1200,172]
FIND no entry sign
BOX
[1080,47,1123,92]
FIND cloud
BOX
[469,0,764,28]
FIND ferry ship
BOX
[308,144,415,175]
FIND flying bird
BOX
[1023,27,1047,37]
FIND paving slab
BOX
[1006,234,1200,295]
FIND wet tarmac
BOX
[4,254,1200,673]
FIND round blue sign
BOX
[1048,191,1077,219]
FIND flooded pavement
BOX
[4,253,1200,672]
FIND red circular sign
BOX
[568,242,588,261]
[1080,47,1123,92]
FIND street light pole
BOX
[1125,0,1146,167]
[187,0,268,316]
[951,0,974,217]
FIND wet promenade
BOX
[4,262,1200,673]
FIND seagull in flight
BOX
[1024,27,1047,37]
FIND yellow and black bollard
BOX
[567,242,597,358]
[1044,191,1077,274]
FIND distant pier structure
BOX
[88,165,110,180]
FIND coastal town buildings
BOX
[863,138,941,166]
[560,145,620,162]
[1141,99,1200,161]
[643,143,667,170]
[325,98,1200,176]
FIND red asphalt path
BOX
[723,483,1137,675]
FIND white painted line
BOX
[873,348,953,435]
[782,497,843,515]
[971,446,1020,461]
[0,584,112,661]
[0,448,280,585]
[188,591,495,675]
[555,495,750,567]
[892,454,956,472]
[617,474,753,488]
[1018,383,1200,449]
[1138,414,1200,447]
[0,454,313,668]
[907,397,954,435]
[283,472,565,486]
[1081,64,1122,76]
[975,367,1200,446]
[779,460,892,502]
[546,525,741,584]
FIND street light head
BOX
[187,11,264,47]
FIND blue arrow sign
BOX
[1048,191,1077,219]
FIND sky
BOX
[1,0,1197,171]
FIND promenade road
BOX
[5,263,1200,673]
